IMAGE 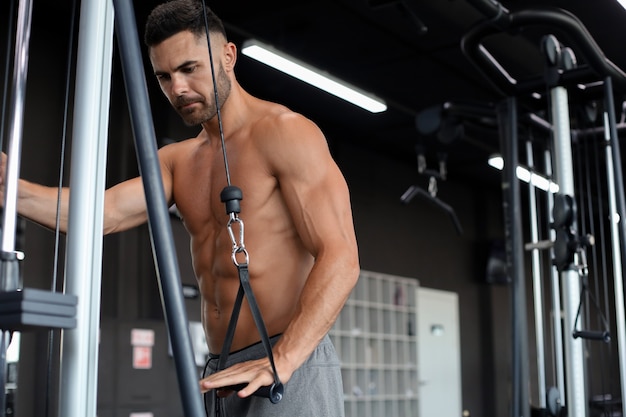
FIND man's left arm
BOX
[269,116,360,381]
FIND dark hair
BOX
[144,0,226,47]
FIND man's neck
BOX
[202,83,250,141]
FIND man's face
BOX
[149,31,231,126]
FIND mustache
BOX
[174,95,204,108]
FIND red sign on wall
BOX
[133,346,152,369]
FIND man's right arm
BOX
[2,146,176,235]
[14,176,149,235]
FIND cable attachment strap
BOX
[216,266,284,404]
[218,184,283,404]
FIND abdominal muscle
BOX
[194,226,314,354]
[170,132,313,354]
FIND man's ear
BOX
[223,42,237,71]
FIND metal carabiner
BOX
[226,213,249,266]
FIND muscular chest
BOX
[170,141,277,235]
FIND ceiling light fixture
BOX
[241,39,387,113]
[617,0,626,10]
[488,155,559,193]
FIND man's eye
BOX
[182,66,196,73]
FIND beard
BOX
[175,64,231,126]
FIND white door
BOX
[417,287,462,417]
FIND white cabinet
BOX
[330,270,419,417]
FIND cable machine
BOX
[0,0,205,416]
[462,2,626,417]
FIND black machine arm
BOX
[461,4,626,96]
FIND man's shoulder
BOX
[251,97,312,128]
[241,94,327,150]
[157,135,204,164]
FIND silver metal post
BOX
[58,1,114,416]
[550,85,587,417]
[526,140,547,408]
[603,112,626,417]
[0,4,32,414]
[1,0,32,254]
[544,149,566,407]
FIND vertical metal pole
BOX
[550,85,587,417]
[604,76,626,288]
[0,2,32,416]
[111,0,204,415]
[544,150,567,407]
[1,0,32,256]
[526,140,547,409]
[497,97,530,417]
[58,1,114,416]
[603,102,626,417]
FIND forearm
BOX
[17,180,70,232]
[15,173,151,235]
[273,249,360,379]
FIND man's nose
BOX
[171,74,189,96]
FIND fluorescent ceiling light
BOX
[488,155,559,193]
[617,0,626,10]
[241,39,387,113]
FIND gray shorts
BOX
[202,334,345,417]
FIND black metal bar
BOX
[497,97,530,417]
[465,0,510,25]
[110,1,204,416]
[461,4,626,95]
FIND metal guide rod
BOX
[525,140,547,409]
[0,1,32,415]
[602,105,626,417]
[58,0,114,416]
[544,149,566,407]
[550,85,587,417]
[1,0,32,254]
[111,0,204,415]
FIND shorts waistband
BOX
[208,334,283,359]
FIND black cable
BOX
[44,2,78,416]
[572,119,593,347]
[586,118,613,411]
[593,111,616,416]
[51,0,76,309]
[573,101,618,416]
[200,2,231,186]
[572,107,616,415]
[199,3,283,414]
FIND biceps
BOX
[103,178,148,234]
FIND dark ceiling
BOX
[164,0,626,187]
[26,0,626,189]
